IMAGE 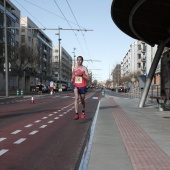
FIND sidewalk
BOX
[87,94,170,170]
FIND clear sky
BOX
[10,0,136,82]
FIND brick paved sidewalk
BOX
[88,95,170,170]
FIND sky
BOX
[10,0,136,82]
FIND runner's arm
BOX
[82,67,90,80]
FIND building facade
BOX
[52,45,72,87]
[0,0,20,91]
[20,17,52,91]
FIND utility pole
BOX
[73,48,76,67]
[4,0,9,97]
[55,28,61,91]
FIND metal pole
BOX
[73,48,76,67]
[58,29,61,86]
[4,0,9,97]
[138,41,165,108]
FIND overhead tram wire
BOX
[65,0,91,58]
[23,0,86,29]
[14,0,46,28]
[53,0,85,54]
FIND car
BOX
[36,84,48,93]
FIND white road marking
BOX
[58,110,61,112]
[48,121,54,123]
[0,149,9,156]
[14,138,26,144]
[11,130,22,134]
[53,112,57,114]
[34,120,41,123]
[0,138,6,142]
[93,97,98,99]
[54,117,59,119]
[42,117,48,119]
[63,112,67,114]
[59,114,63,116]
[25,124,33,128]
[40,125,47,128]
[29,131,38,135]
[48,114,53,116]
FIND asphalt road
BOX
[0,90,100,170]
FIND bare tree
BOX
[9,44,39,89]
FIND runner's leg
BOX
[74,88,79,113]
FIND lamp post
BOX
[55,28,61,89]
[72,48,76,67]
[4,0,9,97]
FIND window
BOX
[55,50,58,53]
[138,45,141,50]
[15,29,19,35]
[28,36,31,41]
[138,54,141,59]
[21,35,25,43]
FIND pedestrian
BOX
[38,81,42,95]
[71,56,90,120]
[50,80,54,95]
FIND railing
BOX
[129,84,160,99]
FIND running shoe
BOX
[74,113,79,120]
[81,111,85,119]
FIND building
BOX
[52,45,72,88]
[20,17,52,91]
[0,0,20,91]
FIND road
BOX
[0,89,100,170]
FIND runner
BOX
[71,56,90,120]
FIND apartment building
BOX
[52,46,72,87]
[0,0,20,91]
[20,17,52,91]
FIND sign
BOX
[4,62,11,68]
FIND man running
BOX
[71,56,90,120]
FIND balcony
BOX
[43,58,47,62]
[141,66,146,71]
[141,57,146,62]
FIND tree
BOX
[9,44,39,89]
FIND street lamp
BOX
[55,28,62,87]
[4,0,9,97]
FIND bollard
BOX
[20,89,23,96]
[16,89,19,96]
[102,90,105,97]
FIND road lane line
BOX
[54,117,59,119]
[59,114,63,116]
[25,124,33,128]
[48,114,53,116]
[34,120,41,123]
[48,121,54,123]
[11,130,22,134]
[14,138,26,144]
[29,131,38,135]
[0,149,9,156]
[40,125,47,128]
[0,138,6,142]
[93,97,98,99]
[42,117,48,119]
[53,112,57,114]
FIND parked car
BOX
[36,84,48,93]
